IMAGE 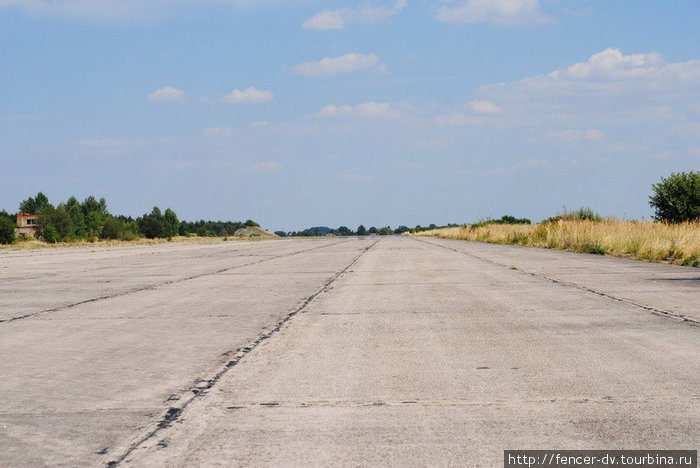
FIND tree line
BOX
[278,223,462,237]
[277,171,700,237]
[0,192,260,244]
[2,172,696,245]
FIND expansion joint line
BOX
[413,237,699,327]
[103,238,379,468]
[0,239,353,325]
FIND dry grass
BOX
[414,220,700,267]
[0,235,273,251]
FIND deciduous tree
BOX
[649,171,700,223]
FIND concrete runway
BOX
[0,237,698,467]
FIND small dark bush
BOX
[544,207,603,223]
[471,215,531,229]
[43,225,59,243]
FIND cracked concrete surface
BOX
[0,238,370,467]
[0,237,698,467]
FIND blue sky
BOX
[1,1,699,231]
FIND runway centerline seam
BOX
[103,238,379,468]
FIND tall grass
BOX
[415,219,700,267]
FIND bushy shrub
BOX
[101,216,124,240]
[43,225,59,243]
[544,207,603,223]
[471,215,532,229]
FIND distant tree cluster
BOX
[16,192,141,243]
[285,223,459,237]
[0,210,16,245]
[0,192,261,245]
[179,219,258,237]
[138,206,179,239]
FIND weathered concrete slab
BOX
[124,237,699,467]
[418,237,700,322]
[0,238,373,467]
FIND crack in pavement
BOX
[102,238,379,468]
[0,239,353,325]
[217,395,700,409]
[413,237,700,327]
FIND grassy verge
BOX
[414,220,700,267]
[0,235,274,251]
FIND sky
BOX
[1,0,699,231]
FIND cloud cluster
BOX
[292,53,382,77]
[477,48,700,99]
[432,48,700,137]
[436,0,551,25]
[302,0,406,31]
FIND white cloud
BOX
[302,10,344,30]
[436,0,551,25]
[251,120,269,127]
[147,86,185,102]
[550,48,665,81]
[326,153,342,161]
[223,87,274,103]
[302,0,406,31]
[467,100,501,114]
[292,53,382,77]
[318,102,403,119]
[204,127,231,137]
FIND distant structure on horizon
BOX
[233,226,275,237]
[15,213,40,238]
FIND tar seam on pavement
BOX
[0,239,353,325]
[103,239,379,468]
